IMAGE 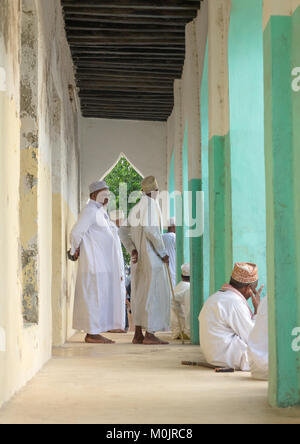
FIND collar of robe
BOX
[221,284,254,318]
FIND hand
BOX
[251,284,264,315]
[162,255,169,264]
[74,248,80,261]
[131,249,138,264]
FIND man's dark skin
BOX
[168,224,176,234]
[230,278,264,315]
[132,189,170,345]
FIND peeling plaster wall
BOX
[0,0,80,407]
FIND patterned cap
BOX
[141,176,159,194]
[231,262,258,284]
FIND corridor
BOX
[1,333,299,425]
[1,0,300,422]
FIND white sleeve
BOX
[144,226,167,258]
[142,199,167,257]
[119,223,137,255]
[70,207,95,254]
[229,303,255,345]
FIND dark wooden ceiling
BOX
[61,0,201,121]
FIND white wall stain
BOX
[0,327,6,352]
[0,66,6,91]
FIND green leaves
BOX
[105,157,143,265]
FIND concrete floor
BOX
[0,332,300,424]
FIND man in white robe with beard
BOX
[119,176,172,345]
[70,181,126,344]
[199,262,264,370]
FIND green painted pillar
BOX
[189,179,203,344]
[201,42,210,303]
[264,8,300,407]
[175,194,184,285]
[208,134,232,293]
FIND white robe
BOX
[162,232,176,288]
[119,195,171,333]
[248,296,268,380]
[199,287,255,370]
[70,200,126,334]
[171,281,190,339]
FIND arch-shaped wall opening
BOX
[102,153,144,218]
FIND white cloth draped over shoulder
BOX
[119,195,171,333]
[199,286,256,370]
[171,281,190,339]
[162,232,176,288]
[248,296,268,380]
[70,200,126,334]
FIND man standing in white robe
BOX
[70,181,126,344]
[199,262,264,370]
[119,176,172,345]
[162,218,176,289]
[171,264,191,340]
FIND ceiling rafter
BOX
[62,0,202,121]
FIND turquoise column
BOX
[189,178,203,344]
[228,0,266,293]
[201,42,210,302]
[175,195,184,285]
[264,7,300,408]
[182,123,190,265]
[208,134,232,293]
[168,151,175,219]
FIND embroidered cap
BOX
[141,176,159,194]
[231,262,258,284]
[89,181,109,194]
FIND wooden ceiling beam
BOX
[73,55,184,62]
[70,47,185,55]
[62,0,200,11]
[82,115,167,122]
[80,97,173,103]
[65,15,191,25]
[76,71,178,80]
[63,7,197,19]
[78,83,173,92]
[67,29,185,39]
[81,102,173,107]
[82,111,169,117]
[66,21,186,33]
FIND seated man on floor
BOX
[199,262,264,371]
[171,263,190,340]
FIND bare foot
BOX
[107,329,127,333]
[132,333,145,344]
[85,334,115,344]
[143,332,169,345]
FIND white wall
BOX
[0,0,80,407]
[80,117,167,206]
